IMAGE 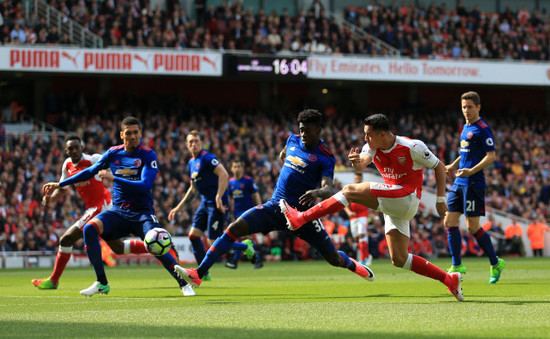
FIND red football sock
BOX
[359,241,368,261]
[411,254,447,283]
[302,196,346,223]
[50,251,72,285]
[130,239,148,254]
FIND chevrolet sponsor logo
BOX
[115,168,137,176]
[287,155,307,167]
[460,140,469,148]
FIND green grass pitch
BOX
[1,257,549,338]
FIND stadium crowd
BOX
[2,0,550,60]
[1,94,548,259]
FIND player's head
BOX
[353,171,363,184]
[231,158,244,178]
[186,130,202,156]
[461,91,481,124]
[64,134,83,162]
[363,113,393,149]
[297,109,323,148]
[120,116,142,152]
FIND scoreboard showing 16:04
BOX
[226,55,308,79]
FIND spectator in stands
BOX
[504,217,525,256]
[527,216,550,256]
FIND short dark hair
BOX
[64,134,81,144]
[461,91,480,106]
[297,109,323,127]
[187,130,201,140]
[364,113,391,132]
[120,116,142,130]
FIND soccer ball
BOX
[144,228,172,256]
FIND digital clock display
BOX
[226,55,308,79]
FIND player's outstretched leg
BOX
[445,272,464,302]
[280,194,348,231]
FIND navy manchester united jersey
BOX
[229,175,258,218]
[60,144,158,209]
[455,118,495,185]
[189,149,229,204]
[271,134,335,207]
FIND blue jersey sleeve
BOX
[59,151,109,187]
[321,154,335,179]
[480,126,496,153]
[113,151,158,191]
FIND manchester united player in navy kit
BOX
[444,91,505,284]
[175,109,375,291]
[168,131,259,280]
[43,117,194,297]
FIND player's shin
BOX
[473,227,498,265]
[50,246,73,284]
[447,226,462,266]
[197,231,236,278]
[83,223,108,285]
[302,192,348,223]
[189,235,207,267]
[337,250,355,270]
[406,254,446,283]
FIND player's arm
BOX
[168,181,197,221]
[43,187,66,207]
[411,140,447,218]
[43,155,106,195]
[456,151,495,178]
[433,161,448,218]
[251,192,262,206]
[279,145,287,164]
[445,156,461,173]
[213,163,229,213]
[349,147,372,172]
[298,175,334,206]
[344,206,355,218]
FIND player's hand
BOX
[168,208,179,221]
[456,168,472,177]
[348,211,356,218]
[215,197,227,213]
[348,147,361,165]
[43,182,60,196]
[299,189,319,206]
[436,202,447,218]
[98,169,114,181]
[444,165,454,174]
[42,195,51,207]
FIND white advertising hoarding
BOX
[307,56,550,86]
[0,46,222,76]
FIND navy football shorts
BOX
[96,205,162,240]
[447,182,486,217]
[241,200,336,256]
[192,200,226,240]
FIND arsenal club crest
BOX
[398,156,406,165]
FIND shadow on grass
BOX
[0,320,496,339]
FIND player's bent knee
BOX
[391,256,407,268]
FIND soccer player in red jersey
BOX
[32,135,149,290]
[281,114,464,301]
